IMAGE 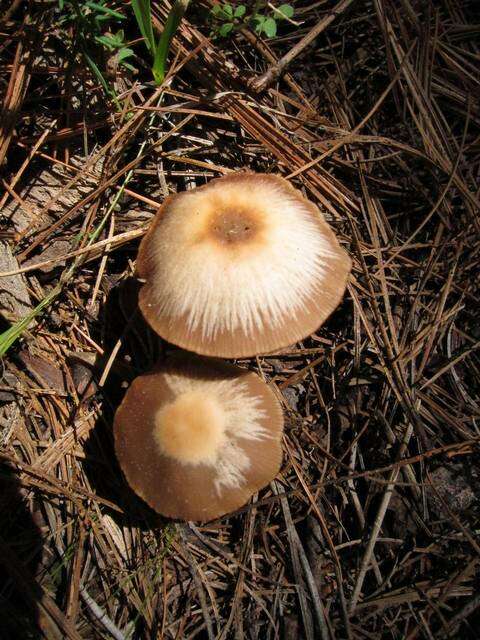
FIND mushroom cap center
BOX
[153,390,227,465]
[209,209,258,245]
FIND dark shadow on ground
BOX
[0,459,43,639]
[81,276,171,531]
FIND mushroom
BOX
[113,354,283,521]
[137,172,351,358]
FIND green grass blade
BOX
[0,284,62,357]
[83,50,111,94]
[152,0,189,85]
[83,50,122,110]
[85,1,125,20]
[0,128,152,357]
[131,0,156,54]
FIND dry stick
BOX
[44,503,127,640]
[89,213,115,307]
[17,111,193,260]
[177,527,216,640]
[0,451,122,512]
[385,12,480,229]
[273,482,316,640]
[214,496,260,639]
[2,177,39,222]
[376,411,421,502]
[239,26,316,109]
[285,449,353,639]
[14,142,162,208]
[0,124,55,211]
[286,39,417,182]
[356,579,473,612]
[442,592,480,637]
[215,545,247,639]
[296,531,332,640]
[416,256,458,380]
[348,444,383,586]
[252,0,356,91]
[445,326,480,410]
[65,518,85,623]
[0,226,147,278]
[378,97,471,273]
[16,83,167,258]
[0,18,36,165]
[349,421,415,614]
[79,586,127,640]
[234,505,257,638]
[404,558,480,638]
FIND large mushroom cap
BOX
[113,355,283,521]
[137,172,351,358]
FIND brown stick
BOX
[251,0,356,92]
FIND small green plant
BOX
[56,0,135,108]
[95,29,135,72]
[57,0,134,72]
[210,3,246,37]
[131,0,190,85]
[210,2,294,39]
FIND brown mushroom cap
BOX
[137,172,351,358]
[113,355,283,521]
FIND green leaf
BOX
[253,13,266,25]
[0,289,60,357]
[120,60,136,72]
[118,47,134,61]
[152,0,190,85]
[85,1,125,20]
[131,0,156,54]
[262,17,277,37]
[95,34,117,49]
[234,5,246,18]
[94,14,112,23]
[96,29,127,49]
[83,48,122,110]
[277,4,294,19]
[219,22,234,36]
[211,3,237,20]
[83,49,111,94]
[118,52,136,71]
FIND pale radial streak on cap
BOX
[137,172,351,357]
[160,371,269,494]
[113,355,284,521]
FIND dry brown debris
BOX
[0,1,479,638]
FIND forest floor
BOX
[0,1,479,638]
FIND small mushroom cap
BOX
[137,172,351,358]
[113,355,283,521]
